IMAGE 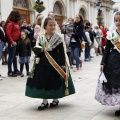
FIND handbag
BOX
[98,72,107,83]
[81,41,85,49]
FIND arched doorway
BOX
[79,7,87,21]
[13,0,30,24]
[53,1,64,29]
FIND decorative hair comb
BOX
[33,0,46,13]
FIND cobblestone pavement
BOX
[0,51,120,120]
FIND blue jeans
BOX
[0,41,4,60]
[71,47,80,68]
[85,43,90,59]
[67,52,72,66]
[8,42,18,72]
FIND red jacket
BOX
[101,29,107,37]
[6,21,20,43]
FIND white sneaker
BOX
[0,77,3,80]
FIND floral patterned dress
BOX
[95,30,120,106]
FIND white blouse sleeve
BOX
[106,31,112,40]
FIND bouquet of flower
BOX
[111,33,120,50]
[32,45,43,56]
[33,0,46,13]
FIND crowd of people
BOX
[0,10,108,78]
[61,16,108,71]
[0,10,75,110]
[0,11,43,78]
[0,9,120,116]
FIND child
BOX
[25,17,75,110]
[84,26,92,61]
[64,18,74,68]
[16,31,31,77]
[95,11,120,116]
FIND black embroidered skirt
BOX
[103,50,120,94]
[25,53,75,99]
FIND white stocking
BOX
[41,99,48,106]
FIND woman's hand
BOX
[25,29,29,34]
[5,42,8,47]
[67,34,72,38]
[11,41,17,47]
[100,65,104,73]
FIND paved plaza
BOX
[0,51,120,120]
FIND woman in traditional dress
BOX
[25,17,75,110]
[95,11,120,116]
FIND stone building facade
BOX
[0,0,114,28]
[113,1,120,12]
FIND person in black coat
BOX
[0,28,7,45]
[20,20,33,40]
[69,14,84,71]
[0,28,8,79]
[16,30,31,77]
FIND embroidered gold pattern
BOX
[112,32,120,51]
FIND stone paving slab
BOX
[0,52,120,120]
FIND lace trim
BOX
[110,30,120,53]
[39,33,62,51]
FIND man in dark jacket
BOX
[20,20,33,40]
[0,28,8,80]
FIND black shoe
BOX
[2,62,6,65]
[50,101,59,107]
[38,103,49,110]
[5,61,8,64]
[8,72,17,77]
[14,70,21,75]
[115,110,120,116]
[21,73,24,77]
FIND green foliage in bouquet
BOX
[33,0,46,13]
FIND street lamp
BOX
[96,0,103,28]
